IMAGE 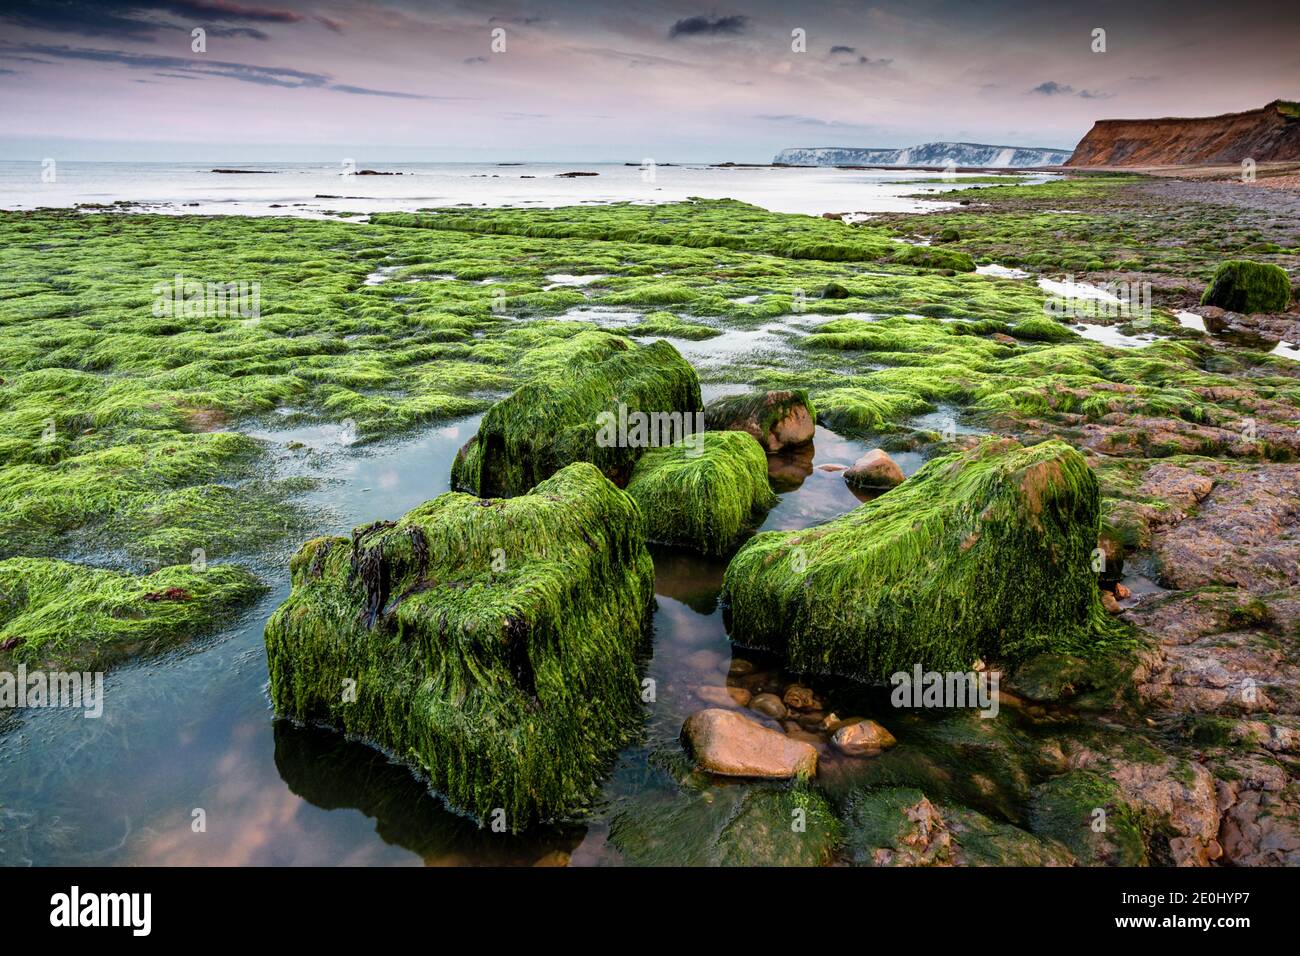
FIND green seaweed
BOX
[263,462,655,829]
[1200,259,1292,313]
[450,332,701,497]
[0,558,263,671]
[722,438,1121,682]
[625,431,777,555]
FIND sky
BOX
[0,0,1297,163]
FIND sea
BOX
[0,160,1045,218]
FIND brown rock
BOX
[1151,464,1300,593]
[844,449,904,490]
[831,719,898,755]
[682,708,818,779]
[703,390,815,453]
[782,684,821,711]
[750,692,787,719]
[695,685,742,709]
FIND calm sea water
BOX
[0,160,1036,217]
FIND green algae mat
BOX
[2,179,1299,857]
[1,189,1296,678]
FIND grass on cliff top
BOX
[264,462,655,828]
[722,437,1126,682]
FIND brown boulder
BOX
[703,390,815,453]
[832,719,898,755]
[682,709,818,779]
[843,448,904,490]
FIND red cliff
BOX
[1065,100,1300,167]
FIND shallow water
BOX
[0,390,955,865]
[0,161,1017,218]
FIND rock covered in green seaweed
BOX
[609,782,840,866]
[0,558,263,671]
[1200,259,1292,314]
[722,438,1111,682]
[842,787,1073,866]
[1028,770,1148,866]
[703,389,815,452]
[263,462,655,829]
[450,331,701,497]
[625,431,777,555]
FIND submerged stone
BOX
[263,462,655,829]
[609,782,840,866]
[682,708,818,779]
[1200,259,1292,314]
[722,438,1109,682]
[832,719,898,755]
[625,431,777,555]
[1028,770,1148,866]
[450,332,701,497]
[703,389,816,452]
[843,787,1073,866]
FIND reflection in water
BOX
[272,722,585,866]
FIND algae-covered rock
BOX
[703,389,815,452]
[0,558,263,671]
[722,438,1108,682]
[1028,770,1148,866]
[450,332,701,497]
[1200,259,1291,313]
[842,787,1073,866]
[625,431,777,555]
[609,783,840,866]
[263,462,655,829]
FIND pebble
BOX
[750,692,788,720]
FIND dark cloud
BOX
[0,1,306,42]
[1029,80,1071,95]
[2,41,330,86]
[829,45,890,68]
[1029,80,1113,99]
[668,15,748,39]
[0,42,448,99]
[464,56,488,65]
[330,83,439,100]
